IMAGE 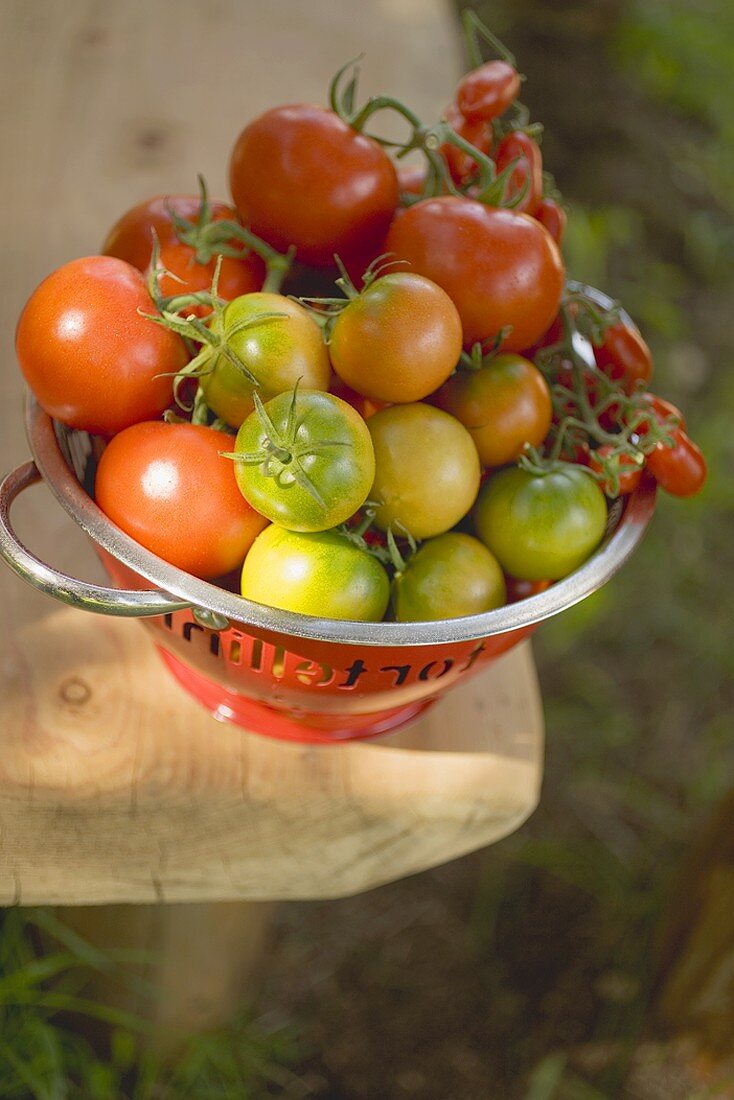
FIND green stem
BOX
[461,9,517,69]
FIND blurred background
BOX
[2,0,734,1096]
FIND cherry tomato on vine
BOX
[329,273,462,404]
[15,256,185,436]
[368,403,480,539]
[199,292,331,428]
[455,60,521,123]
[593,323,653,394]
[95,422,268,578]
[102,194,237,272]
[646,429,707,498]
[494,131,543,215]
[230,389,375,532]
[392,533,506,622]
[589,445,644,497]
[435,353,552,468]
[240,525,390,621]
[474,464,608,580]
[631,392,686,437]
[440,103,493,185]
[385,197,565,351]
[229,105,399,267]
[535,198,567,246]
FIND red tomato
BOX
[229,105,399,267]
[505,576,552,603]
[102,194,237,272]
[95,422,268,578]
[397,164,428,196]
[589,445,644,497]
[646,429,707,498]
[632,392,686,437]
[385,197,565,351]
[494,131,543,215]
[15,257,185,436]
[456,61,521,122]
[440,103,492,184]
[535,198,567,246]
[594,323,654,394]
[151,239,263,314]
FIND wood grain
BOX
[0,0,545,910]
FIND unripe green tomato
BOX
[474,465,608,580]
[392,533,506,622]
[240,525,390,621]
[367,403,481,539]
[200,292,331,428]
[232,389,375,532]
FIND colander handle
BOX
[0,461,191,617]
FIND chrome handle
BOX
[0,461,191,617]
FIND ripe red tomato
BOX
[505,576,552,603]
[632,392,686,437]
[456,61,521,122]
[229,105,399,267]
[435,353,552,467]
[535,198,567,246]
[440,103,493,184]
[150,239,263,313]
[646,429,707,498]
[593,323,653,394]
[385,197,565,351]
[102,194,237,272]
[494,131,543,215]
[15,257,185,436]
[95,422,269,578]
[588,445,644,497]
[328,273,463,403]
[397,164,428,196]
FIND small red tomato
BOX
[535,198,567,246]
[440,103,493,184]
[589,445,644,497]
[397,164,428,197]
[505,576,552,603]
[646,429,707,498]
[95,422,269,578]
[15,256,185,436]
[494,131,543,215]
[632,392,686,437]
[594,323,654,394]
[456,60,521,123]
[229,105,399,267]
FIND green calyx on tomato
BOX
[392,532,506,622]
[240,525,390,622]
[225,386,375,532]
[474,462,608,581]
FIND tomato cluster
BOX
[13,17,706,624]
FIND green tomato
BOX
[392,533,506,622]
[240,525,390,621]
[231,388,375,532]
[474,464,608,581]
[200,292,331,427]
[367,403,480,539]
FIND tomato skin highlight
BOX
[393,533,506,622]
[456,61,521,123]
[367,403,481,539]
[200,292,331,428]
[229,105,399,267]
[240,525,390,622]
[15,256,185,436]
[646,429,707,498]
[232,390,375,533]
[435,353,552,468]
[474,465,608,581]
[385,197,565,351]
[329,273,463,404]
[94,422,268,579]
